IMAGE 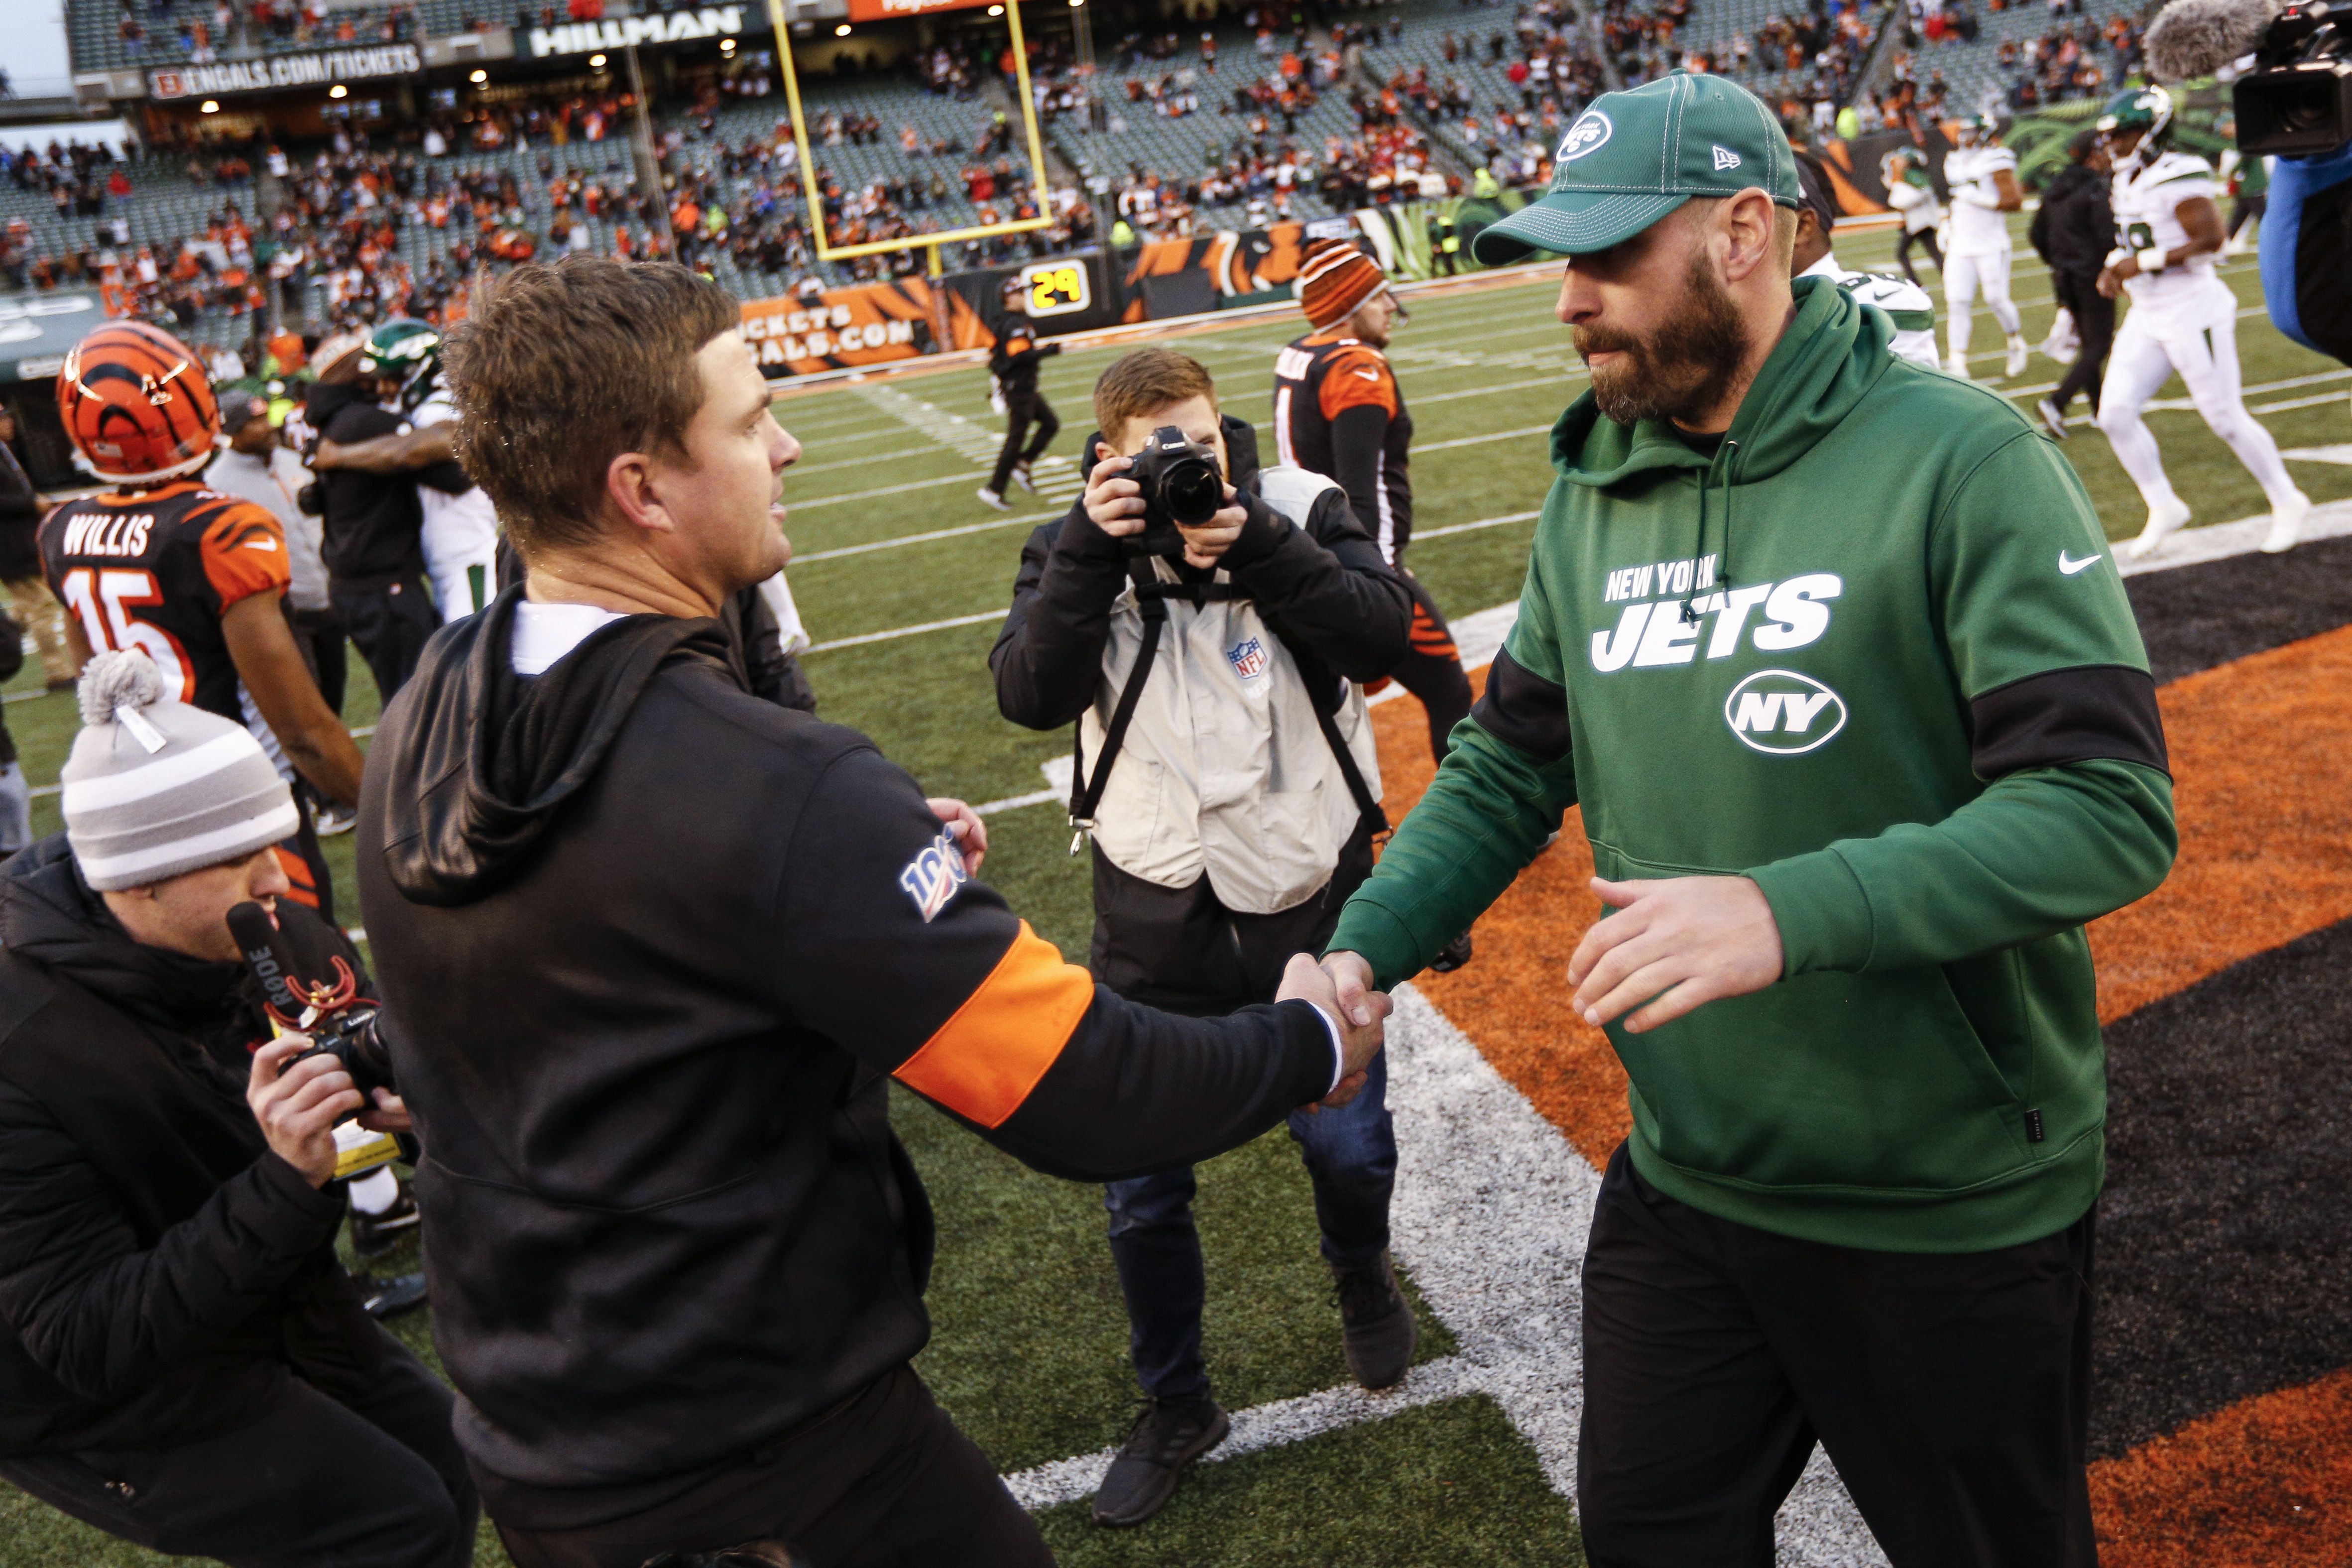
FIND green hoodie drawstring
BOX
[1681,438,1739,625]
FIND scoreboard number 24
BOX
[1022,261,1090,317]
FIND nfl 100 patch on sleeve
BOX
[900,830,971,924]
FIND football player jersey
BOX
[1273,332,1413,562]
[2112,150,2235,337]
[1942,146,2018,256]
[41,479,293,769]
[1800,255,1941,368]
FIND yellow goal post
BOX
[760,0,1059,264]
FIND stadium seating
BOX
[1893,0,2143,120]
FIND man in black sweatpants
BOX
[2031,132,2117,438]
[977,311,1061,512]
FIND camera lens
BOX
[1163,457,1222,526]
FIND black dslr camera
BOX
[228,900,395,1119]
[2235,0,2350,155]
[1121,425,1226,559]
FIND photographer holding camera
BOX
[991,348,1415,1527]
[0,652,474,1568]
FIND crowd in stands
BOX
[112,0,422,62]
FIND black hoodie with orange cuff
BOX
[355,590,1337,1514]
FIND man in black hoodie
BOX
[358,256,1389,1568]
[0,653,474,1567]
[2029,131,2116,438]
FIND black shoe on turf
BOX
[1334,1251,1417,1391]
[1091,1397,1228,1527]
[350,1183,421,1259]
[357,1271,428,1319]
[1428,929,1474,973]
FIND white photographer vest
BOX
[1077,466,1382,917]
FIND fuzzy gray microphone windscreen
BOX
[2144,0,2283,83]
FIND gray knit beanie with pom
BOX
[61,651,298,891]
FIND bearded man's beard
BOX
[1576,247,1753,427]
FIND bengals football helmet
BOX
[57,321,221,485]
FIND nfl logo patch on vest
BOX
[1227,637,1270,680]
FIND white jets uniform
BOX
[2097,149,2307,551]
[410,387,501,621]
[1940,144,2024,370]
[1801,253,1940,369]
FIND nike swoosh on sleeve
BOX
[2059,551,2103,575]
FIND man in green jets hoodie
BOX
[1321,73,2175,1568]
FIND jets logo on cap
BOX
[1713,145,1742,171]
[1556,111,1613,163]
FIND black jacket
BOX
[990,415,1411,732]
[2029,162,2115,275]
[310,381,470,590]
[356,589,1333,1498]
[0,836,374,1456]
[988,320,1059,397]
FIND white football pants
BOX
[1944,247,2021,362]
[421,487,502,623]
[2096,307,2303,514]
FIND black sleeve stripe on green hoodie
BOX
[1470,645,1574,763]
[1969,664,2170,781]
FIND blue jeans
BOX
[1103,1047,1396,1403]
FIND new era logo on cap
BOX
[1713,145,1743,170]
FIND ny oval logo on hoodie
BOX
[1723,669,1848,755]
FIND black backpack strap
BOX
[1309,688,1390,840]
[1068,567,1168,855]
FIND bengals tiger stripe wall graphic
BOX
[1361,532,2352,1562]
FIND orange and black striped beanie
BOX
[1296,239,1389,330]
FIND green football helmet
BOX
[358,318,444,413]
[2095,86,2175,176]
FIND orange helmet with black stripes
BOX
[57,321,221,485]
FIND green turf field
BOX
[1,214,2344,1565]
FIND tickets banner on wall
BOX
[739,280,940,373]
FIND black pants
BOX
[288,602,349,716]
[1578,1145,2097,1568]
[1390,567,1472,764]
[331,576,440,705]
[987,389,1059,494]
[2047,268,2116,419]
[490,1365,1049,1568]
[1894,225,1943,286]
[0,1331,476,1568]
[2228,193,2265,240]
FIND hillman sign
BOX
[147,44,423,101]
[524,4,747,59]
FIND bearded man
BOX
[1318,73,2176,1568]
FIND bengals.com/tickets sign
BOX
[739,282,939,374]
[842,0,995,22]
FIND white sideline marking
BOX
[803,609,1002,654]
[2286,444,2352,466]
[996,987,1893,1565]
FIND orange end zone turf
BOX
[2089,1371,2352,1565]
[2086,625,2352,1024]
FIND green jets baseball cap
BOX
[1473,72,1803,266]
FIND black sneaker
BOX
[1334,1251,1417,1391]
[350,1183,421,1259]
[1429,930,1474,973]
[357,1271,428,1319]
[1091,1396,1229,1527]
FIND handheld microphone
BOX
[227,900,304,1021]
